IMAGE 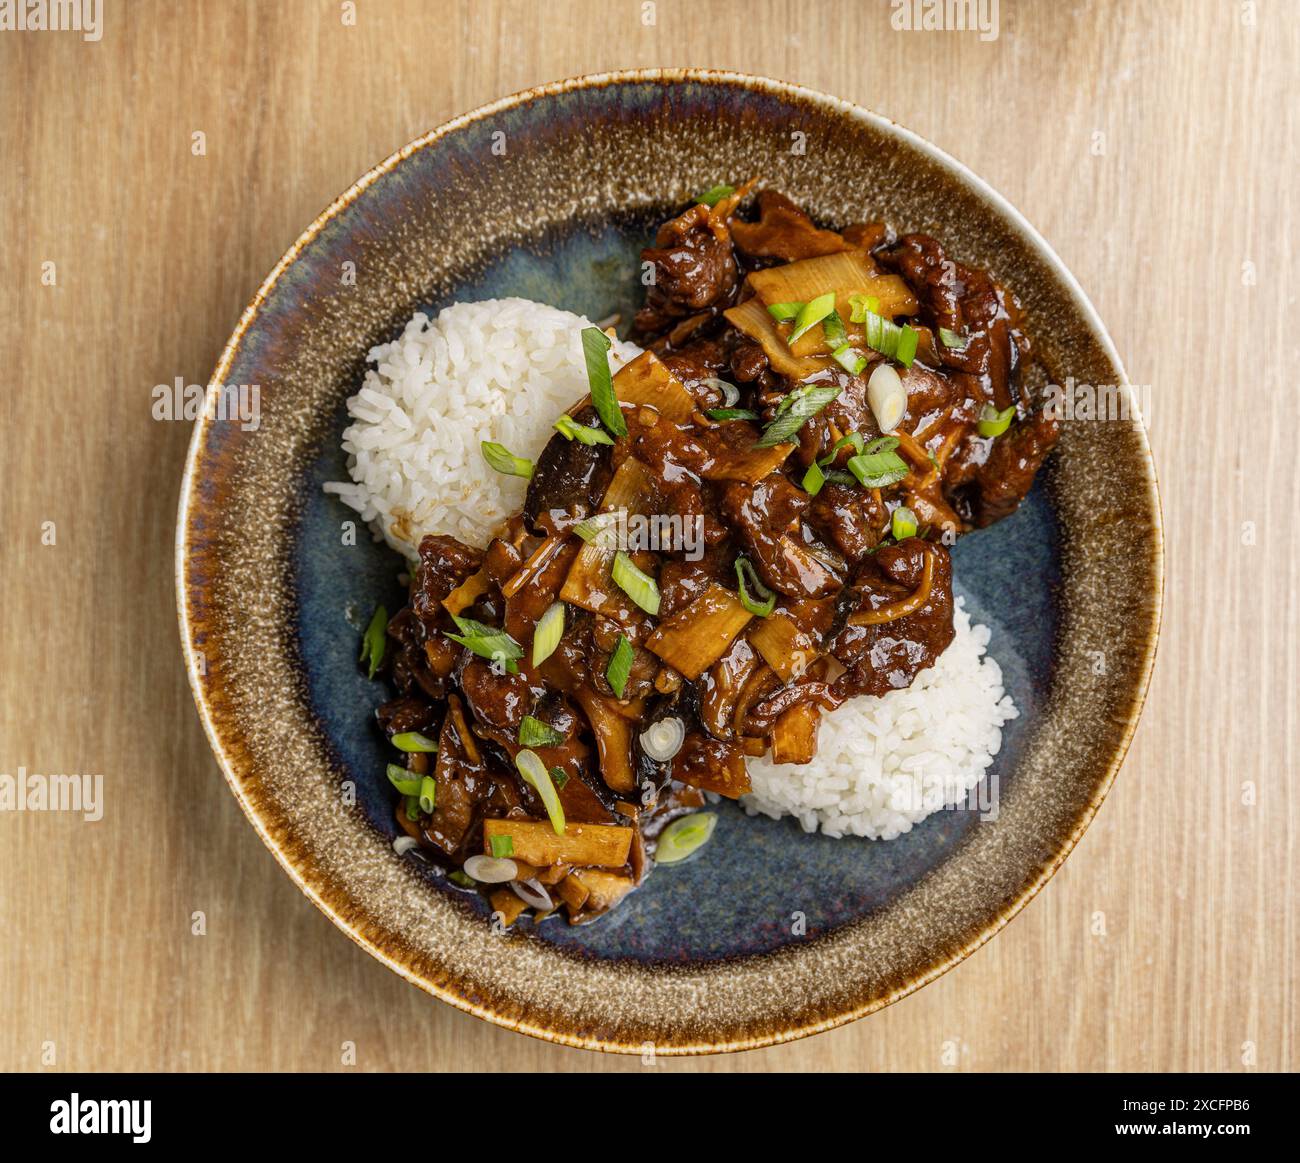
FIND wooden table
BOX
[2,0,1295,1072]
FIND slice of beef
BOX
[828,540,955,700]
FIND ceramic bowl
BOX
[176,69,1162,1053]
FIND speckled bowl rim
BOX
[176,68,1164,1055]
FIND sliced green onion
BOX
[823,468,858,487]
[360,605,387,679]
[443,614,524,674]
[802,460,826,497]
[606,634,634,698]
[819,431,866,465]
[554,413,615,445]
[573,509,623,548]
[518,714,565,748]
[611,551,660,615]
[863,435,900,455]
[822,310,848,349]
[515,749,566,836]
[448,870,476,888]
[391,731,438,753]
[695,183,734,207]
[867,362,907,433]
[705,407,760,421]
[766,301,803,323]
[862,312,919,367]
[831,344,867,375]
[489,832,514,859]
[386,763,422,796]
[847,440,909,489]
[754,384,842,449]
[714,379,741,407]
[418,775,437,814]
[848,293,880,323]
[581,326,627,437]
[788,292,837,344]
[978,403,1016,438]
[735,556,777,617]
[480,440,533,479]
[549,765,570,790]
[655,812,717,865]
[404,795,421,822]
[938,327,968,351]
[531,601,565,667]
[891,505,919,541]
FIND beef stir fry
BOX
[366,181,1059,926]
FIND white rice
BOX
[742,600,1017,840]
[324,298,641,556]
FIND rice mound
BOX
[742,600,1017,839]
[324,298,641,556]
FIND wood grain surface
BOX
[1,0,1295,1073]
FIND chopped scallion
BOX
[695,183,734,207]
[480,440,533,479]
[655,812,717,865]
[606,634,634,698]
[386,763,421,796]
[735,556,777,617]
[448,870,476,888]
[754,384,842,449]
[515,749,566,836]
[418,775,437,814]
[581,326,627,437]
[531,601,565,668]
[443,614,523,674]
[862,312,919,367]
[938,327,968,351]
[848,293,880,323]
[489,832,514,859]
[705,407,760,421]
[549,765,570,790]
[360,605,387,679]
[554,413,615,445]
[891,505,919,541]
[404,795,421,822]
[822,309,848,349]
[391,731,438,753]
[611,551,661,615]
[518,714,565,749]
[831,344,867,375]
[978,403,1016,438]
[802,460,826,497]
[819,431,865,465]
[766,301,803,323]
[788,292,837,344]
[847,438,909,489]
[573,509,624,548]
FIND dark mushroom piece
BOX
[522,404,614,535]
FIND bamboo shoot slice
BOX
[569,869,636,912]
[488,888,528,926]
[724,297,829,381]
[612,351,696,424]
[748,612,818,682]
[644,583,754,680]
[572,686,638,793]
[483,819,634,868]
[555,874,590,913]
[770,702,821,765]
